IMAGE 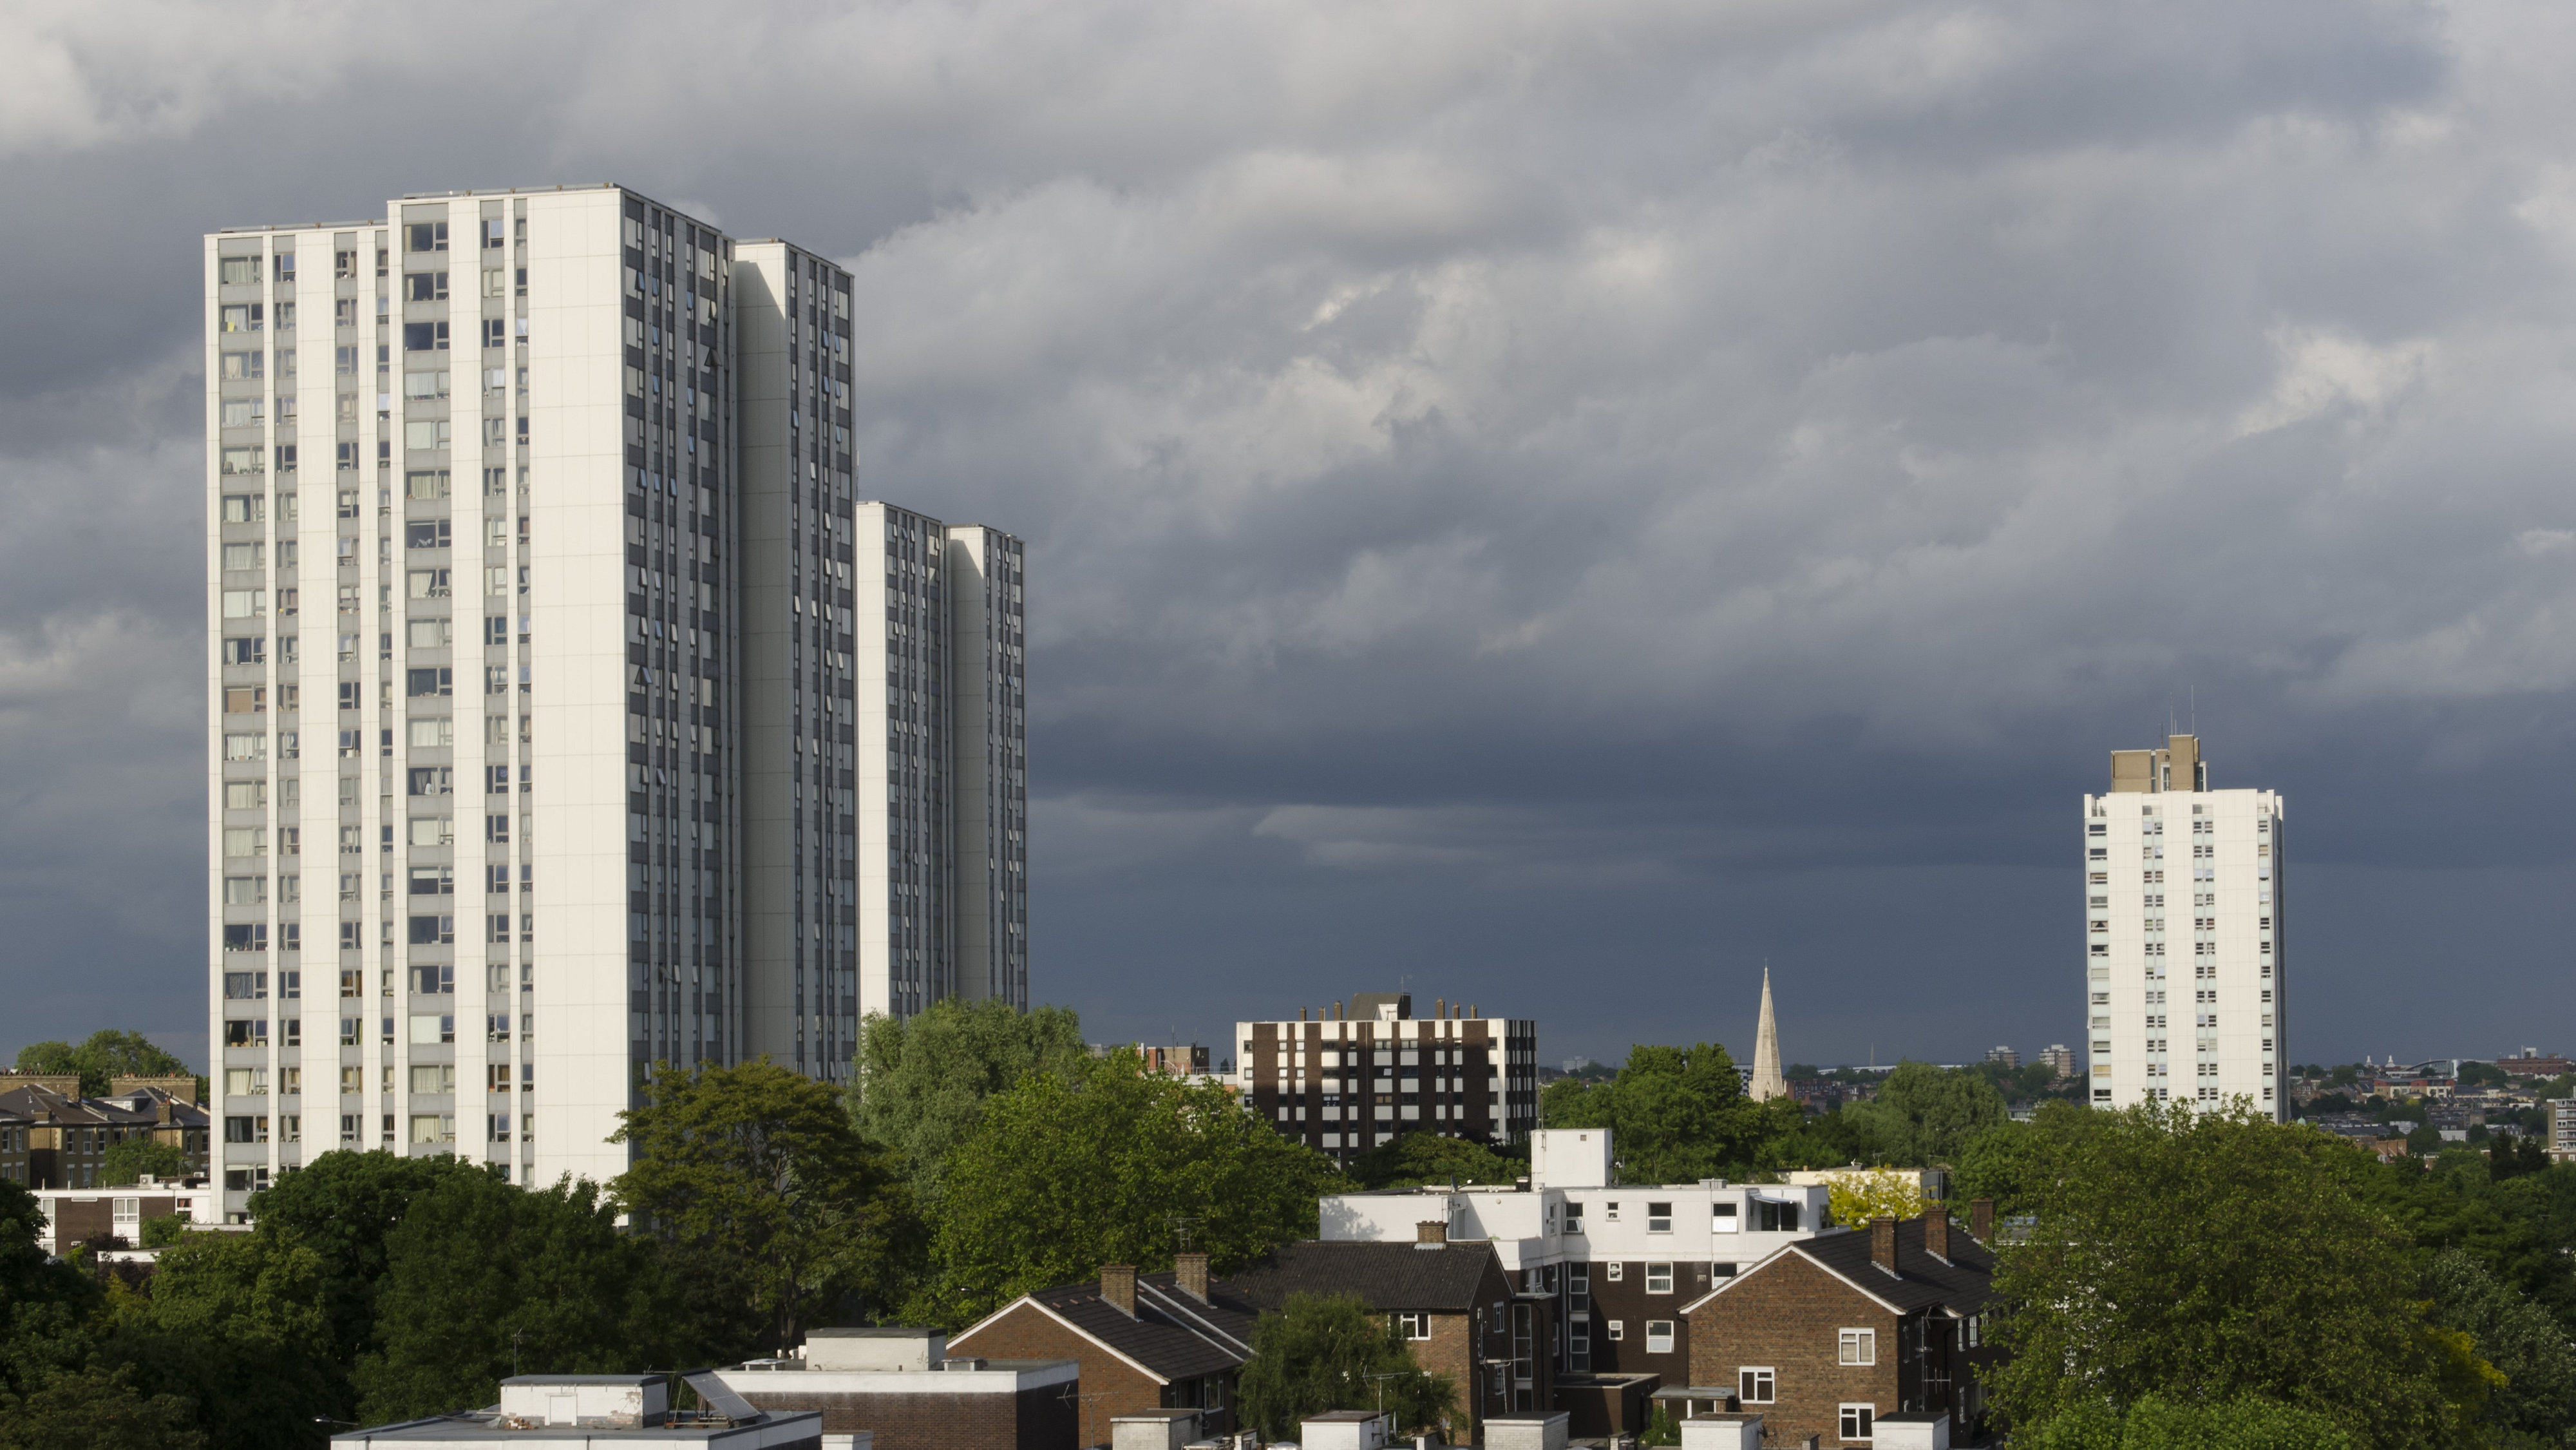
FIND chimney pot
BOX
[1101,1264,1137,1317]
[1923,1207,1950,1261]
[1175,1251,1209,1301]
[1871,1217,1898,1274]
[1969,1197,1994,1242]
[1416,1220,1448,1247]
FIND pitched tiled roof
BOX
[1227,1241,1500,1315]
[1685,1219,1994,1318]
[1001,1270,1260,1384]
[0,1085,112,1127]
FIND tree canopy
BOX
[1235,1292,1455,1438]
[13,1031,196,1099]
[614,1059,917,1355]
[1345,1131,1523,1190]
[1537,1042,1800,1183]
[919,1049,1336,1325]
[1950,1098,2100,1214]
[99,1139,190,1189]
[354,1171,682,1424]
[1985,1099,2487,1449]
[1821,1167,1925,1229]
[245,1150,496,1377]
[2014,1393,2359,1450]
[850,997,1087,1193]
[1840,1060,2006,1167]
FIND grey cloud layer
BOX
[3,0,2571,1068]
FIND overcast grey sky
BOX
[4,0,2573,1074]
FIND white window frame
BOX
[1396,1312,1431,1340]
[1839,1328,1875,1366]
[1644,1321,1676,1354]
[1606,1321,1624,1341]
[1647,1201,1674,1232]
[1605,1261,1625,1282]
[1645,1262,1674,1294]
[1840,1404,1875,1442]
[1738,1367,1774,1404]
[1712,1201,1740,1233]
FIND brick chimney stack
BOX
[1175,1252,1209,1301]
[1101,1264,1137,1317]
[1871,1217,1899,1274]
[1416,1220,1448,1248]
[1923,1207,1950,1262]
[1969,1198,1994,1242]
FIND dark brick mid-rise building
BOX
[950,1259,1251,1448]
[1681,1210,2000,1447]
[1234,993,1536,1165]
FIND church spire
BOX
[1748,965,1788,1102]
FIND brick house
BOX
[1680,1210,2000,1448]
[950,1257,1251,1448]
[1227,1228,1551,1442]
[0,1078,209,1192]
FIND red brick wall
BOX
[952,1304,1171,1448]
[1683,1254,1897,1449]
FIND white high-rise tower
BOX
[2081,735,2285,1120]
[205,186,1027,1220]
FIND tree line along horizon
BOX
[7,1006,2576,1450]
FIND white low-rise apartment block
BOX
[1321,1129,1830,1388]
[206,186,1025,1219]
[2082,734,2286,1119]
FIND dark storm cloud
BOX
[3,0,2573,1071]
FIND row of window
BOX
[1555,1199,1804,1235]
[223,1112,536,1147]
[227,1012,535,1049]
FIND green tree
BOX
[1839,1061,2005,1167]
[1538,1043,1799,1183]
[1823,1168,1925,1229]
[0,1363,204,1450]
[613,1060,916,1356]
[1345,1132,1522,1190]
[2422,1248,2576,1445]
[99,1223,340,1450]
[1985,1099,2483,1450]
[12,1031,196,1099]
[0,1178,102,1415]
[2014,1393,2358,1450]
[850,998,1086,1194]
[99,1139,189,1188]
[922,1050,1338,1326]
[1235,1292,1455,1438]
[245,1150,495,1380]
[1951,1099,2099,1215]
[353,1170,685,1425]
